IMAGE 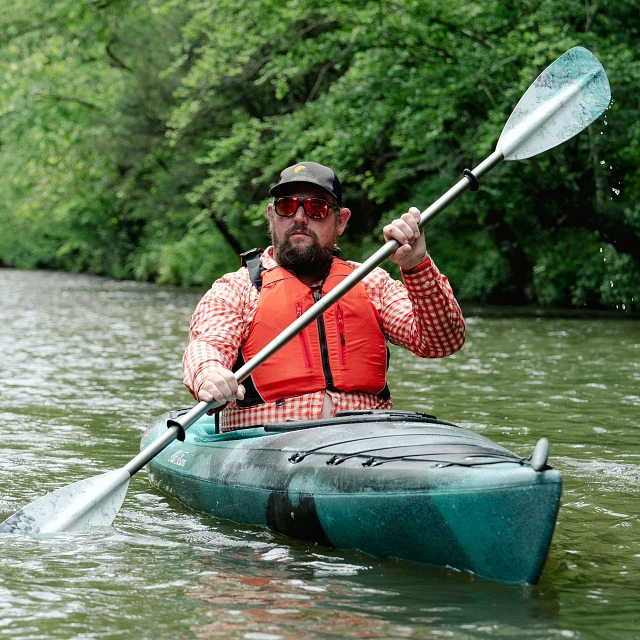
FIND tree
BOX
[1,0,638,308]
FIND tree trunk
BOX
[208,210,244,256]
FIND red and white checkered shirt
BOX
[183,247,465,431]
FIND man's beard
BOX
[271,223,334,275]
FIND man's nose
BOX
[292,205,308,222]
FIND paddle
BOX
[0,46,610,535]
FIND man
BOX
[183,161,465,431]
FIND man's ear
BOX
[336,207,351,235]
[267,202,278,226]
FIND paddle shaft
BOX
[123,149,505,477]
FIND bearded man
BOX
[183,161,466,431]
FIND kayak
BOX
[141,410,562,585]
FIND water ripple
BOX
[1,270,639,639]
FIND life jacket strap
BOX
[239,248,265,292]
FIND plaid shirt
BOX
[183,247,465,431]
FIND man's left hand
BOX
[383,207,427,271]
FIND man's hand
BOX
[383,207,427,271]
[197,366,246,404]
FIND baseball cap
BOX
[269,161,342,206]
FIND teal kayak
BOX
[141,410,561,585]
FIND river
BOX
[0,269,638,639]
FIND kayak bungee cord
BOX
[287,434,509,464]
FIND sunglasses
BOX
[273,196,339,220]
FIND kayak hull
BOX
[141,411,562,585]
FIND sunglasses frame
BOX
[273,196,340,220]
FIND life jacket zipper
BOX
[312,290,334,388]
[296,302,313,369]
[336,302,347,366]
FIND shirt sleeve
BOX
[182,270,250,397]
[364,255,466,358]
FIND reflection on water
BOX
[186,547,565,640]
[1,269,639,639]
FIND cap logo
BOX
[294,165,306,173]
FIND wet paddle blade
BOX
[497,46,611,160]
[0,469,130,535]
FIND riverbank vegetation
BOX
[1,0,638,309]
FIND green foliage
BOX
[596,245,640,311]
[0,0,639,310]
[532,229,602,307]
[133,227,238,287]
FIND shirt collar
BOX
[261,246,278,269]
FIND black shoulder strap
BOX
[239,248,266,292]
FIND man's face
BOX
[268,183,351,274]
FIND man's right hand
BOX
[197,366,246,404]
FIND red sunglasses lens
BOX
[303,199,329,219]
[275,197,299,217]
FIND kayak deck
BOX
[141,410,562,585]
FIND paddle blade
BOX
[0,469,130,535]
[497,46,611,160]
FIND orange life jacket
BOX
[237,257,389,405]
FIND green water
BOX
[0,269,638,639]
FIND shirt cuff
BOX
[401,254,434,274]
[401,254,442,296]
[401,254,436,274]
